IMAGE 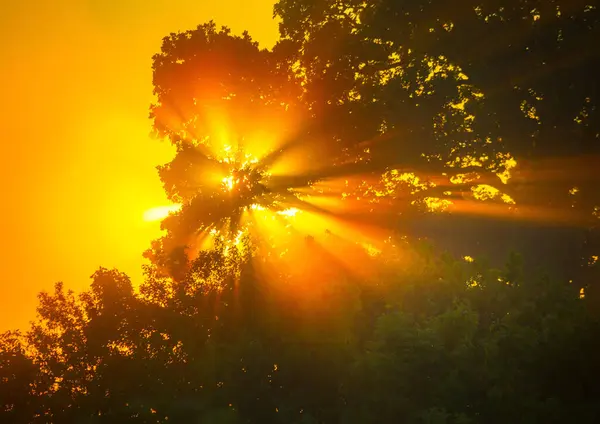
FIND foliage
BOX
[2,246,600,423]
[148,3,599,289]
[272,0,600,273]
[4,1,600,422]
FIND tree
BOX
[0,331,40,422]
[273,0,600,285]
[4,5,600,422]
[145,21,313,278]
[3,243,600,422]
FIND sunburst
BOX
[141,129,398,284]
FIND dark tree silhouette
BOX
[3,244,600,422]
[3,2,600,422]
[273,0,600,286]
[145,21,307,278]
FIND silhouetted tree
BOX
[4,3,600,422]
[3,245,600,422]
[273,0,600,285]
[145,21,308,277]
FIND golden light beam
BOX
[143,204,182,222]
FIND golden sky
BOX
[0,0,278,331]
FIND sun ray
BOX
[143,204,182,222]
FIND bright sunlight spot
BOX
[222,175,236,191]
[277,208,300,217]
[143,204,182,222]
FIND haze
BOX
[0,0,278,331]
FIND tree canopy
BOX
[3,245,600,422]
[2,1,600,422]
[146,3,599,286]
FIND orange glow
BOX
[0,0,280,331]
[241,192,391,279]
[7,0,595,336]
[143,204,182,222]
[222,175,236,191]
[277,208,300,217]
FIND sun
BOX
[222,175,235,191]
[221,166,264,197]
[141,128,398,286]
[143,145,268,223]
